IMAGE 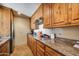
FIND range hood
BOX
[35,17,43,29]
[35,17,43,25]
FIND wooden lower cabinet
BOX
[37,41,45,56]
[27,35,37,56]
[27,35,64,56]
[45,46,63,56]
[0,40,9,56]
[31,38,37,56]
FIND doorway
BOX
[14,16,31,46]
[11,16,33,56]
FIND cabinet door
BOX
[45,46,63,56]
[38,5,43,19]
[70,4,79,25]
[31,16,36,29]
[31,37,37,56]
[2,7,11,37]
[54,4,68,27]
[51,4,54,27]
[0,7,2,35]
[0,40,9,56]
[31,17,33,29]
[43,3,52,28]
[37,41,45,56]
[27,35,37,56]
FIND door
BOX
[70,4,79,25]
[43,3,52,28]
[14,16,30,46]
[53,4,68,27]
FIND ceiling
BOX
[1,3,41,17]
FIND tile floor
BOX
[11,44,33,56]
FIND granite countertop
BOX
[0,39,9,46]
[31,35,79,56]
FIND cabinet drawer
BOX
[32,48,37,56]
[0,40,9,56]
[37,41,44,48]
[37,48,44,56]
[37,46,44,52]
[45,46,62,56]
[37,52,44,56]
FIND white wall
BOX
[34,24,53,36]
[14,16,31,46]
[54,27,79,40]
[34,24,79,40]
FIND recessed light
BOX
[17,11,21,15]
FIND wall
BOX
[14,16,31,46]
[54,27,79,40]
[34,24,79,40]
[34,24,53,36]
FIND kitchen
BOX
[0,3,79,56]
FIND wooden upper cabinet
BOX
[53,4,68,27]
[31,16,36,29]
[43,3,52,28]
[51,4,54,27]
[0,6,11,36]
[31,3,79,29]
[0,7,2,34]
[2,7,11,37]
[38,5,43,18]
[68,4,79,25]
[31,5,43,29]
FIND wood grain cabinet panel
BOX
[0,40,9,56]
[2,7,11,37]
[53,4,68,27]
[27,35,31,48]
[27,35,37,56]
[37,5,43,19]
[31,37,37,56]
[43,3,52,28]
[31,3,79,29]
[45,46,63,56]
[0,7,3,34]
[37,41,45,56]
[31,5,43,29]
[0,6,11,37]
[27,35,64,56]
[31,16,36,29]
[68,4,79,26]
